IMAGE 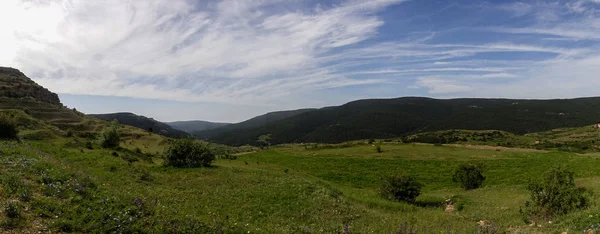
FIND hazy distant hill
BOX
[89,112,189,138]
[200,97,600,146]
[166,120,230,133]
[193,109,315,139]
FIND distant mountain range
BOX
[89,113,189,139]
[192,97,600,146]
[4,66,600,147]
[166,120,230,133]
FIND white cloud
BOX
[2,0,600,119]
[496,2,534,17]
[1,0,407,103]
[416,77,472,94]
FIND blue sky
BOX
[1,0,600,122]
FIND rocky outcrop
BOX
[0,67,61,105]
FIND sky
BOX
[1,0,600,123]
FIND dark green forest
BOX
[195,97,600,146]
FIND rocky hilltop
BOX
[0,67,61,105]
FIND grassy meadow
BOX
[3,134,600,233]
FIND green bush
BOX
[376,145,383,153]
[520,167,590,223]
[379,175,423,203]
[452,163,486,190]
[0,114,18,139]
[5,202,21,219]
[101,126,120,148]
[164,139,216,168]
[85,141,93,149]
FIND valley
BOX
[1,67,600,233]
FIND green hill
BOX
[89,112,190,139]
[193,108,315,139]
[166,120,230,133]
[198,97,600,146]
[0,67,60,105]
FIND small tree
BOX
[0,114,18,139]
[101,125,120,148]
[520,167,590,223]
[257,134,271,149]
[379,175,423,203]
[164,139,215,168]
[453,163,486,190]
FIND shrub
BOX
[376,145,383,153]
[101,125,120,148]
[17,187,32,202]
[0,114,18,139]
[379,175,423,203]
[164,139,216,168]
[2,173,24,194]
[85,141,93,149]
[452,163,486,190]
[139,170,154,182]
[5,202,21,219]
[520,167,590,223]
[257,134,271,149]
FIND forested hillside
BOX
[199,97,600,145]
[90,113,189,138]
[193,108,315,139]
[166,120,230,133]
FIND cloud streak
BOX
[1,0,600,117]
[2,0,407,103]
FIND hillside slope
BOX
[166,120,230,133]
[0,67,95,136]
[202,97,600,146]
[89,112,189,138]
[193,108,315,139]
[0,67,60,105]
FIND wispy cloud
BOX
[1,0,407,103]
[1,0,600,118]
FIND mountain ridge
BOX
[0,67,61,105]
[166,120,230,133]
[89,112,190,139]
[196,96,600,146]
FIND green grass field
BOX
[3,136,600,233]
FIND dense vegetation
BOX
[520,168,590,224]
[101,121,121,148]
[166,120,230,133]
[0,67,61,105]
[0,114,18,139]
[163,138,216,168]
[379,175,423,203]
[192,108,315,139]
[195,97,600,146]
[90,112,189,139]
[453,163,486,190]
